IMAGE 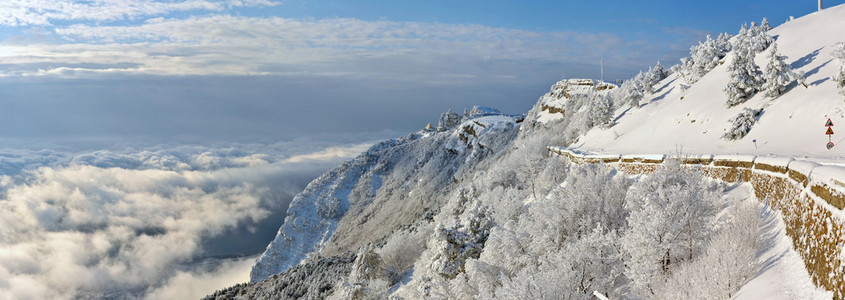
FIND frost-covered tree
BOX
[622,160,720,297]
[725,27,764,107]
[762,43,793,98]
[717,32,733,53]
[722,107,763,140]
[746,22,773,53]
[332,245,388,300]
[591,94,615,128]
[643,62,669,94]
[427,204,494,279]
[619,77,644,107]
[679,35,730,85]
[661,199,761,300]
[760,17,773,31]
[832,42,845,96]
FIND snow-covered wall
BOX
[549,146,845,298]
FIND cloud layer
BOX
[0,0,278,26]
[0,3,701,81]
[0,140,370,299]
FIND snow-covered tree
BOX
[622,160,721,297]
[746,22,773,53]
[350,245,384,283]
[717,32,733,53]
[661,199,761,300]
[679,35,730,85]
[643,62,669,94]
[427,203,493,279]
[722,107,763,140]
[332,244,389,300]
[760,17,773,31]
[591,94,615,128]
[762,43,793,98]
[619,77,644,107]
[725,28,764,107]
[832,42,845,96]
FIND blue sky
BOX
[0,0,842,141]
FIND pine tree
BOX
[591,94,615,128]
[679,35,730,85]
[643,62,669,94]
[620,78,644,108]
[724,28,763,107]
[832,42,845,96]
[747,22,772,53]
[717,32,733,53]
[722,107,763,140]
[760,17,773,31]
[762,43,792,98]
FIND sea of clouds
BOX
[0,137,378,299]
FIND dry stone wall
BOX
[549,147,845,299]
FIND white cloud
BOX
[0,0,279,26]
[0,141,371,299]
[143,256,253,300]
[0,15,690,80]
[282,143,372,163]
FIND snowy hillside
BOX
[250,108,521,283]
[205,5,845,300]
[575,4,845,162]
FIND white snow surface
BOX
[574,4,845,163]
[733,195,831,300]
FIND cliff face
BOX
[249,110,521,283]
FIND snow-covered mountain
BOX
[206,5,845,299]
[250,107,522,283]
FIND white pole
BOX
[819,0,823,11]
[600,59,604,82]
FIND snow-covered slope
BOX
[249,109,521,282]
[575,5,845,163]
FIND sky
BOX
[0,0,841,141]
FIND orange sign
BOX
[827,127,835,135]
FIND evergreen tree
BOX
[832,42,845,96]
[591,94,615,128]
[724,28,764,107]
[620,78,644,108]
[679,35,730,85]
[722,107,763,140]
[717,32,733,53]
[643,62,669,94]
[760,17,773,31]
[747,22,773,53]
[762,43,792,98]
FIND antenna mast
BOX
[600,58,604,82]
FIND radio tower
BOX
[600,59,604,82]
